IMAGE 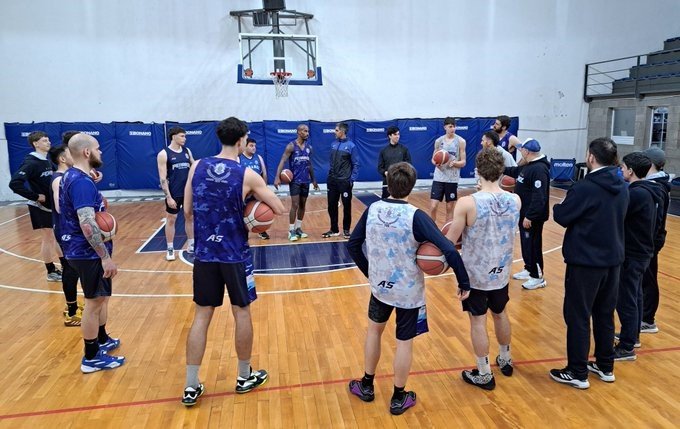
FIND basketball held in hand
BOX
[280,169,293,184]
[416,242,449,275]
[440,221,462,250]
[432,150,450,166]
[243,200,275,233]
[500,175,516,192]
[95,211,117,242]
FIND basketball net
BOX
[270,72,292,98]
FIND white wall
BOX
[1,0,679,199]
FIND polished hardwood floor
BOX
[0,186,679,428]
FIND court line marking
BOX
[0,213,29,227]
[134,219,167,254]
[1,345,678,421]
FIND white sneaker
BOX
[522,277,546,290]
[512,269,531,280]
[166,249,176,261]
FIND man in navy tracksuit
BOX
[503,139,550,290]
[550,137,628,389]
[323,122,359,239]
[640,147,671,333]
[614,152,665,361]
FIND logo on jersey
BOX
[534,180,542,188]
[40,171,52,178]
[206,234,223,242]
[61,234,71,241]
[377,207,400,228]
[206,163,231,183]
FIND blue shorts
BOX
[289,182,310,197]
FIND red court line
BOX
[2,345,679,421]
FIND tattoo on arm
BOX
[77,207,110,260]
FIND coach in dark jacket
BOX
[548,137,629,389]
[377,126,412,199]
[503,139,550,289]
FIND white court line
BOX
[135,219,167,254]
[0,213,29,227]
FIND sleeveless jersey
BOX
[192,157,250,264]
[50,171,64,244]
[366,200,425,309]
[165,146,191,197]
[239,153,263,177]
[432,134,461,183]
[59,168,112,260]
[462,192,520,291]
[499,132,516,156]
[289,142,312,184]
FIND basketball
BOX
[440,221,462,250]
[432,150,450,166]
[416,242,449,275]
[95,211,117,242]
[243,200,275,233]
[280,169,293,184]
[500,175,516,191]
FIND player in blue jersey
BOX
[60,133,125,373]
[239,137,270,240]
[157,127,195,261]
[447,148,521,390]
[181,117,285,407]
[493,115,521,161]
[273,124,319,241]
[347,162,470,415]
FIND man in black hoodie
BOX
[550,137,628,389]
[640,147,671,334]
[9,131,63,282]
[614,152,664,361]
[377,126,412,199]
[503,139,550,290]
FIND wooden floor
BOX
[1,187,680,428]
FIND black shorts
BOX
[430,181,458,202]
[462,285,509,316]
[289,182,310,198]
[69,259,113,299]
[165,196,184,215]
[193,260,255,308]
[29,205,52,230]
[368,295,428,340]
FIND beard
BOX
[89,153,103,169]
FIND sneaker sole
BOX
[461,373,496,391]
[549,373,590,389]
[614,355,637,361]
[522,283,547,290]
[640,328,659,334]
[235,376,268,394]
[182,386,205,407]
[80,360,124,374]
[587,367,615,383]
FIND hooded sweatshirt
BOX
[647,172,671,251]
[503,155,551,222]
[624,180,664,260]
[553,166,629,267]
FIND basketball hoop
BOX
[270,72,292,98]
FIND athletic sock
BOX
[66,301,78,317]
[167,243,173,250]
[392,385,405,401]
[187,239,195,249]
[499,344,511,362]
[477,355,491,375]
[295,219,302,229]
[98,324,109,344]
[361,372,375,388]
[289,224,295,232]
[186,365,200,388]
[45,262,56,273]
[238,360,251,379]
[84,338,99,359]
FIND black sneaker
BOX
[496,355,513,377]
[462,369,496,390]
[549,368,590,389]
[181,383,205,406]
[258,232,270,240]
[586,361,615,383]
[613,345,637,361]
[389,391,416,415]
[235,368,268,393]
[348,380,374,402]
[322,230,339,238]
[614,333,641,348]
[343,230,351,239]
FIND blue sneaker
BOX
[99,337,121,352]
[81,350,125,373]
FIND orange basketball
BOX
[416,242,449,275]
[500,175,516,191]
[280,169,293,184]
[95,211,117,242]
[432,150,450,166]
[243,200,275,233]
[440,221,462,250]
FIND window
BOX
[611,108,635,145]
[649,106,668,150]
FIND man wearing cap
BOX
[503,139,551,290]
[641,147,671,334]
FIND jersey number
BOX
[377,280,395,289]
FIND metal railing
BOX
[584,46,680,102]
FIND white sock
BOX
[167,243,173,250]
[295,219,302,229]
[289,224,295,231]
[187,239,194,248]
[476,355,491,375]
[499,344,511,362]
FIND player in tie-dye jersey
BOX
[181,117,284,407]
[347,162,470,415]
[446,148,521,391]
